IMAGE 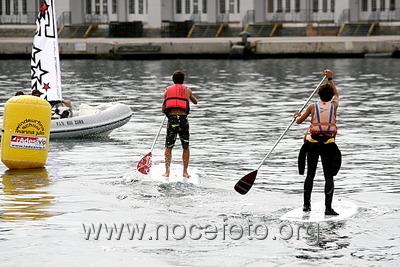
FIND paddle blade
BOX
[234,170,258,195]
[137,152,153,175]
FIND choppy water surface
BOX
[0,58,399,266]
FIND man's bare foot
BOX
[162,172,169,177]
[183,172,191,178]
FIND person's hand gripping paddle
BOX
[234,76,327,195]
[137,116,166,174]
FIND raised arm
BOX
[325,69,339,107]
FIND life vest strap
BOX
[163,97,190,114]
[164,97,189,102]
[311,122,336,127]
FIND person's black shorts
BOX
[165,115,189,148]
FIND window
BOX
[285,0,290,12]
[229,0,234,13]
[129,0,135,14]
[390,0,395,11]
[95,0,100,14]
[0,0,2,15]
[202,0,207,13]
[193,0,198,14]
[22,0,27,14]
[331,0,335,12]
[313,0,319,12]
[267,0,274,13]
[176,0,182,14]
[372,0,377,11]
[220,0,226,14]
[185,0,190,14]
[6,0,10,15]
[112,0,117,14]
[103,0,108,14]
[237,0,240,13]
[86,0,92,14]
[361,0,368,11]
[139,0,143,14]
[323,0,327,12]
[380,0,385,11]
[295,0,300,12]
[277,0,282,13]
[14,0,19,14]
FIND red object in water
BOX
[137,152,153,174]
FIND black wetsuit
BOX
[298,134,341,210]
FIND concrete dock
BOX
[1,36,400,58]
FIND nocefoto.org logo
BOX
[83,218,320,245]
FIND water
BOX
[0,58,399,266]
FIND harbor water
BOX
[0,58,399,266]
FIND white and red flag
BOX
[31,0,62,101]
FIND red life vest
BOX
[163,84,190,114]
[309,101,337,135]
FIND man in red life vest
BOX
[294,69,341,216]
[162,70,198,178]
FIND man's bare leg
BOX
[163,148,172,177]
[182,147,190,178]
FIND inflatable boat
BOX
[25,1,133,140]
[50,103,132,139]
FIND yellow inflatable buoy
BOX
[1,95,51,169]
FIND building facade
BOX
[0,0,399,27]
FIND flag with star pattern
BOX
[31,0,62,101]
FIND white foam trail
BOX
[149,163,200,184]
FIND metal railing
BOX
[57,12,71,27]
[190,12,202,23]
[217,13,229,24]
[369,9,400,22]
[2,8,400,27]
[0,12,36,24]
[338,9,350,25]
[263,8,400,24]
[0,11,70,27]
[267,9,334,23]
[387,9,400,21]
[242,10,255,26]
[84,14,109,25]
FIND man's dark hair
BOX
[172,70,185,84]
[318,83,334,102]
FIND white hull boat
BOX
[50,103,132,139]
[29,0,132,139]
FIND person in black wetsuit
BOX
[293,69,341,216]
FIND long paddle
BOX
[137,116,166,174]
[234,76,327,195]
